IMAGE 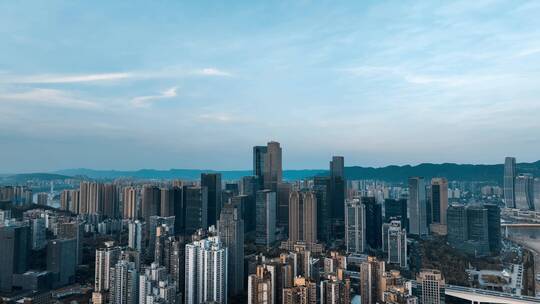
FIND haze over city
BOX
[2,1,540,173]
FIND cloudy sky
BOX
[1,1,540,173]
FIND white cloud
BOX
[516,47,540,57]
[0,88,100,109]
[131,87,178,108]
[194,68,232,77]
[9,72,132,84]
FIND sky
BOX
[1,1,540,173]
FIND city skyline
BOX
[2,1,540,172]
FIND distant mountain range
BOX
[3,161,540,183]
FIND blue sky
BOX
[1,1,540,172]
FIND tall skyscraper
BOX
[362,197,382,250]
[0,223,30,292]
[447,204,468,248]
[128,220,144,253]
[141,185,160,223]
[256,190,277,247]
[430,178,448,235]
[263,141,282,192]
[69,189,80,214]
[147,216,175,261]
[253,146,268,189]
[345,198,365,254]
[47,238,77,287]
[515,174,534,210]
[277,182,292,234]
[110,259,138,304]
[415,270,445,304]
[329,156,345,238]
[360,257,385,304]
[57,221,83,265]
[95,241,121,292]
[218,203,245,297]
[60,190,70,211]
[30,217,47,250]
[466,205,490,256]
[185,236,228,304]
[313,176,331,243]
[201,173,223,227]
[382,221,408,268]
[183,186,208,235]
[504,157,517,208]
[408,177,428,237]
[384,198,408,231]
[484,204,501,254]
[123,187,137,220]
[288,190,317,244]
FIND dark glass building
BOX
[201,173,222,227]
[361,197,382,250]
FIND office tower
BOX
[362,197,382,250]
[230,194,251,232]
[253,145,268,189]
[110,260,138,304]
[160,187,175,217]
[183,186,208,234]
[128,220,144,252]
[447,205,468,250]
[384,198,408,230]
[69,189,80,214]
[288,190,317,244]
[201,173,223,227]
[329,156,346,237]
[313,176,331,242]
[277,182,292,234]
[430,178,448,235]
[515,174,535,210]
[256,190,277,247]
[47,238,77,287]
[360,257,385,304]
[147,216,175,261]
[37,192,48,206]
[466,205,490,256]
[170,186,183,235]
[60,190,70,211]
[383,221,408,268]
[535,178,540,211]
[123,187,137,219]
[408,177,428,237]
[241,176,260,197]
[57,221,83,265]
[283,277,317,304]
[0,223,30,292]
[141,185,160,223]
[345,199,366,253]
[185,236,228,304]
[415,270,445,304]
[95,241,121,292]
[263,141,282,192]
[247,265,273,304]
[484,204,501,254]
[504,157,517,208]
[320,275,351,304]
[218,203,244,297]
[31,217,47,250]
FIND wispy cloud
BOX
[8,72,132,84]
[516,47,540,57]
[193,68,232,77]
[0,88,99,109]
[131,87,178,108]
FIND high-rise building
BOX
[69,189,80,214]
[277,182,292,234]
[360,257,385,304]
[288,190,317,244]
[329,156,345,238]
[37,192,48,206]
[47,238,77,287]
[283,277,317,304]
[253,146,268,189]
[535,178,540,211]
[384,198,408,228]
[0,223,30,292]
[408,177,428,237]
[123,187,137,220]
[430,178,448,235]
[247,265,273,304]
[313,176,331,243]
[263,141,282,192]
[57,221,83,265]
[320,274,351,304]
[382,221,407,268]
[159,187,175,217]
[504,157,517,208]
[185,236,228,304]
[218,203,244,297]
[141,185,160,223]
[30,217,47,250]
[60,190,70,211]
[484,204,501,254]
[201,173,223,227]
[466,205,490,256]
[183,186,208,234]
[256,190,277,247]
[162,235,185,294]
[345,198,365,254]
[515,174,534,210]
[147,216,175,261]
[102,183,120,218]
[138,262,177,304]
[362,197,382,250]
[110,259,138,304]
[415,270,445,304]
[447,204,468,248]
[95,241,121,292]
[128,220,144,253]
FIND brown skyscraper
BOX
[430,178,448,235]
[123,187,137,220]
[263,141,282,192]
[288,190,317,244]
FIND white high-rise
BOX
[110,260,138,304]
[185,236,228,304]
[128,220,144,253]
[408,177,427,237]
[95,241,121,292]
[504,157,517,208]
[515,174,534,210]
[345,198,365,253]
[383,221,407,268]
